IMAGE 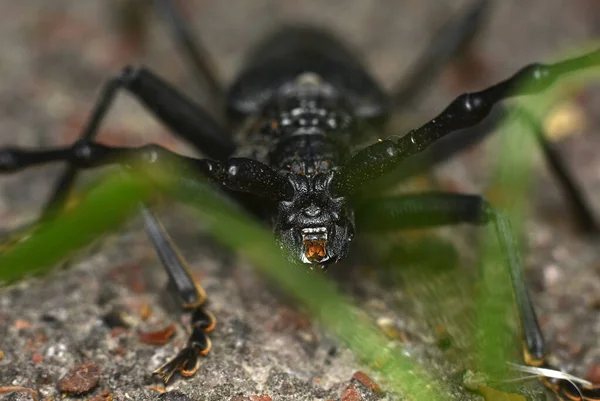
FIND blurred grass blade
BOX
[475,45,599,384]
[164,172,448,400]
[0,166,448,400]
[476,109,535,380]
[0,173,153,282]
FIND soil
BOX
[0,1,599,400]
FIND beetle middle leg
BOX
[370,103,598,233]
[354,193,600,400]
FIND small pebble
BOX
[352,371,382,393]
[376,317,408,342]
[585,364,600,384]
[58,362,101,395]
[15,319,31,329]
[543,101,587,142]
[270,307,311,331]
[543,264,562,289]
[140,304,152,320]
[341,384,363,401]
[138,323,176,345]
[31,353,43,364]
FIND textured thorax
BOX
[235,73,356,176]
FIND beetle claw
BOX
[153,347,198,384]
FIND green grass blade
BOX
[166,174,448,400]
[0,173,153,282]
[0,168,447,400]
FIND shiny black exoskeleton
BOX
[228,29,379,267]
[1,1,599,398]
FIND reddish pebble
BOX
[352,371,382,393]
[585,364,600,384]
[110,327,129,338]
[341,384,363,401]
[270,307,311,331]
[138,323,176,345]
[15,319,31,329]
[58,362,101,395]
[140,304,152,320]
[32,353,44,364]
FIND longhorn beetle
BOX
[0,0,599,398]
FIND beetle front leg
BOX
[141,207,215,383]
[334,49,600,232]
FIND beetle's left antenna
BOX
[153,0,224,109]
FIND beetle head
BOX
[273,172,355,269]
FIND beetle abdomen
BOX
[227,25,389,120]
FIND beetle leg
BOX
[354,193,600,400]
[516,107,598,232]
[153,0,224,110]
[360,102,597,232]
[0,142,292,201]
[42,66,234,221]
[334,48,600,196]
[1,65,237,257]
[364,105,506,195]
[141,207,215,383]
[391,0,491,110]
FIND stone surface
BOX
[0,1,599,401]
[158,391,196,401]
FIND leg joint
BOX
[118,65,143,87]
